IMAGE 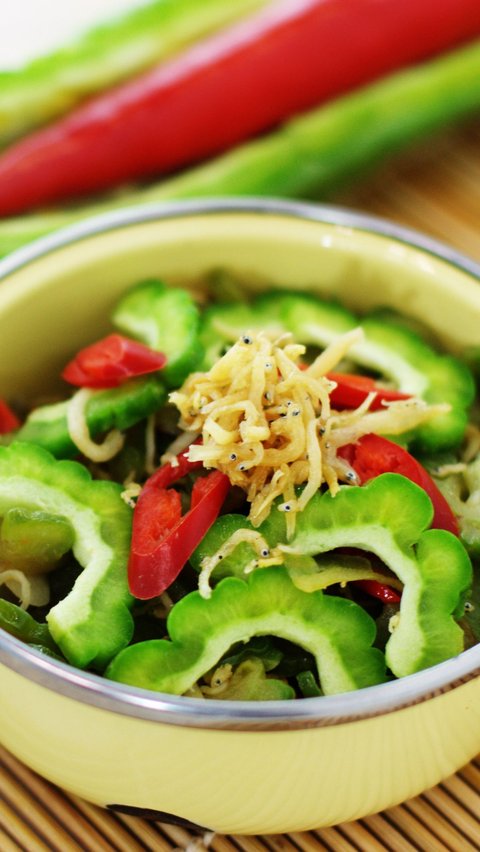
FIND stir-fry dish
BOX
[1,279,479,700]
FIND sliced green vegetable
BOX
[0,442,133,668]
[0,508,74,573]
[199,292,355,370]
[459,457,480,555]
[190,513,258,580]
[0,598,59,654]
[427,454,480,556]
[200,292,474,450]
[107,565,386,696]
[460,565,480,647]
[191,512,387,592]
[16,376,166,458]
[199,298,286,370]
[284,553,398,594]
[3,39,480,257]
[195,474,471,677]
[112,280,202,386]
[206,658,294,701]
[27,643,66,661]
[287,474,471,676]
[353,317,474,452]
[0,0,264,146]
[220,636,283,673]
[296,670,323,698]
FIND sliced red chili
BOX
[0,399,20,434]
[128,447,229,599]
[354,579,401,604]
[338,433,459,535]
[62,334,167,389]
[327,372,411,410]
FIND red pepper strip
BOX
[354,579,401,604]
[61,334,167,389]
[144,444,204,491]
[2,1,480,214]
[338,434,459,535]
[327,372,411,411]
[338,433,460,605]
[129,468,229,600]
[0,399,20,434]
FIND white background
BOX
[0,0,144,69]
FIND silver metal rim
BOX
[1,197,480,730]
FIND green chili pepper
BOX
[0,442,133,669]
[0,0,264,147]
[193,474,471,678]
[15,376,166,458]
[0,598,59,653]
[106,565,386,696]
[198,291,474,451]
[2,39,480,257]
[112,280,202,387]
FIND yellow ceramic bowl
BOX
[1,200,480,835]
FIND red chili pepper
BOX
[338,434,459,535]
[327,372,411,410]
[61,334,167,389]
[0,399,20,434]
[353,579,401,604]
[128,450,229,600]
[145,445,204,491]
[1,0,480,213]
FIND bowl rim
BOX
[1,196,480,732]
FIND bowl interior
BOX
[1,207,480,403]
[1,201,480,725]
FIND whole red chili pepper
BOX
[128,448,229,599]
[1,0,480,213]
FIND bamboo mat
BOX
[2,118,480,851]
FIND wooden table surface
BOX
[2,118,480,851]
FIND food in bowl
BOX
[1,203,480,835]
[1,275,477,702]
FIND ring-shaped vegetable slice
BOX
[193,474,471,677]
[282,474,471,677]
[199,292,474,451]
[107,566,386,696]
[16,376,166,458]
[0,442,133,668]
[112,280,202,387]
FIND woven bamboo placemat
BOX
[2,118,480,851]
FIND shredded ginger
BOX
[170,329,449,536]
